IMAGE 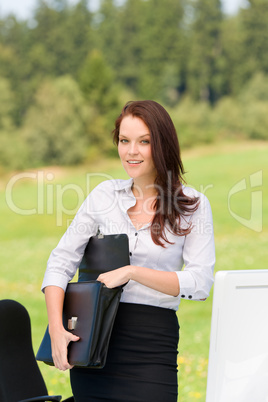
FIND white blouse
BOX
[42,178,215,311]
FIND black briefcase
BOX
[36,281,122,368]
[36,233,130,368]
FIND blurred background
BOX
[0,0,267,401]
[0,0,268,170]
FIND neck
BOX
[132,176,157,199]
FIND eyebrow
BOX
[118,134,150,138]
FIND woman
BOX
[42,100,215,401]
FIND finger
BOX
[97,273,105,282]
[69,333,80,341]
[52,336,78,370]
[56,335,79,370]
[53,353,71,371]
[54,348,73,371]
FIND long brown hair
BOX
[113,100,199,247]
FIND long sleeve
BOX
[175,193,215,300]
[41,192,99,292]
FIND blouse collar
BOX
[114,178,134,196]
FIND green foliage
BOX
[187,0,226,103]
[79,49,118,113]
[212,96,244,139]
[78,49,122,154]
[22,76,89,166]
[0,0,268,169]
[237,73,268,139]
[0,131,29,170]
[239,72,268,102]
[0,77,14,130]
[120,0,184,100]
[0,77,29,170]
[170,97,215,147]
[240,0,268,76]
[241,101,268,140]
[30,0,94,77]
[169,72,268,146]
[220,16,245,96]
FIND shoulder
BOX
[182,185,200,198]
[81,179,130,213]
[182,185,212,215]
[182,185,209,202]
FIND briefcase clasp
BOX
[68,316,78,330]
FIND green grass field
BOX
[0,141,267,401]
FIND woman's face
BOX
[118,115,156,183]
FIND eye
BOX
[141,139,150,144]
[119,138,128,143]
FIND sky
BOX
[0,0,249,20]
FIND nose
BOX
[128,141,139,155]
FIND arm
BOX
[44,286,79,371]
[97,266,180,297]
[176,193,215,300]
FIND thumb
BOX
[67,332,80,344]
[71,334,80,342]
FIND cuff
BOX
[175,270,196,300]
[41,271,69,293]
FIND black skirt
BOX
[70,302,179,402]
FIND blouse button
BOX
[188,295,192,299]
[181,295,185,298]
[129,252,132,256]
[135,232,138,236]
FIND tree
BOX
[0,17,34,125]
[0,77,29,169]
[113,0,185,101]
[78,49,122,153]
[136,0,185,101]
[240,0,268,76]
[238,72,268,140]
[79,50,117,111]
[187,0,225,103]
[22,76,89,166]
[95,0,144,94]
[30,0,94,77]
[0,77,14,131]
[93,0,123,72]
[94,0,186,102]
[220,15,245,96]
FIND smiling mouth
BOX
[127,160,143,164]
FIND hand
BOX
[49,326,80,371]
[97,265,132,288]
